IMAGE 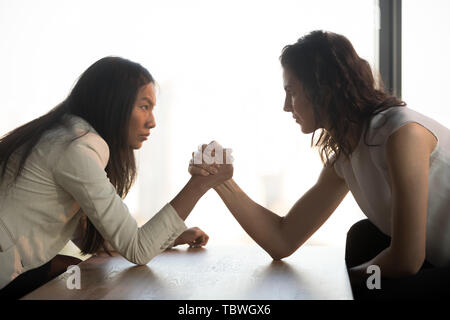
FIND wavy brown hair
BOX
[0,56,153,255]
[280,30,406,165]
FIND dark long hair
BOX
[280,30,406,165]
[0,56,154,255]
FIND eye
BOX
[140,105,149,110]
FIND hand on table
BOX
[169,141,232,250]
[172,227,209,248]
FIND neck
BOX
[326,123,362,152]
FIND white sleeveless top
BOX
[334,106,450,267]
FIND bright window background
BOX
[402,0,450,128]
[0,0,378,254]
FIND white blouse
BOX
[334,106,450,267]
[0,114,187,289]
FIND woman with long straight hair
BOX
[0,56,233,299]
[190,30,450,299]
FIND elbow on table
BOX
[267,221,300,260]
[133,259,151,266]
[270,253,286,261]
[268,238,300,261]
[268,247,296,261]
[128,251,158,266]
[126,233,167,265]
[272,234,306,261]
[131,255,159,266]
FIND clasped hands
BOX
[189,140,234,183]
[171,141,234,249]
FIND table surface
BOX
[22,243,354,300]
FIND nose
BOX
[283,95,292,112]
[146,112,156,129]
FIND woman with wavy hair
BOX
[190,30,450,299]
[0,56,233,299]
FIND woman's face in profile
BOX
[128,82,156,149]
[282,68,316,134]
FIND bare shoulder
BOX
[387,122,437,156]
[386,122,436,188]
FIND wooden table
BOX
[21,243,353,300]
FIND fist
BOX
[172,227,209,248]
[188,141,234,187]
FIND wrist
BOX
[188,175,212,194]
[214,182,227,192]
[171,239,181,247]
[214,178,237,192]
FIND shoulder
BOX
[58,115,110,169]
[366,106,436,147]
[73,132,110,169]
[385,123,437,195]
[387,122,437,158]
[367,106,409,142]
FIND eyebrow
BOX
[141,97,155,106]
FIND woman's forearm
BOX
[170,176,210,221]
[214,179,287,259]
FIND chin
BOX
[300,126,314,134]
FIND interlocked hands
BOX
[188,140,234,188]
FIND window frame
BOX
[378,0,402,99]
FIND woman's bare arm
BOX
[171,161,233,220]
[348,122,437,280]
[212,163,349,260]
